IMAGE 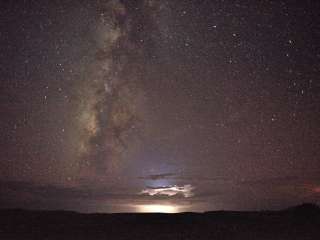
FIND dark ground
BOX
[0,204,319,240]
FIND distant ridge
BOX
[284,203,320,215]
[286,203,320,210]
[0,203,319,215]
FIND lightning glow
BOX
[136,204,179,213]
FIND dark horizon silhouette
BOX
[1,203,319,239]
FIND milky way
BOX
[75,0,145,176]
[1,0,320,212]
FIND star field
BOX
[0,0,320,212]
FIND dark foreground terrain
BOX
[0,204,319,240]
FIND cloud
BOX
[0,180,138,202]
[237,175,309,186]
[0,180,197,212]
[140,184,194,198]
[138,173,176,180]
[138,172,230,182]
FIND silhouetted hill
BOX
[0,204,319,239]
[285,203,320,214]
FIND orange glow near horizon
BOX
[313,186,320,193]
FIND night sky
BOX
[1,0,320,213]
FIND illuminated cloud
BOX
[140,184,194,198]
